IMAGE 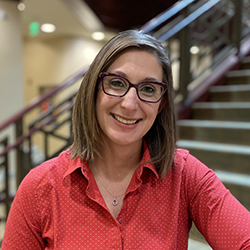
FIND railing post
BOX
[15,118,24,187]
[179,6,192,101]
[28,136,33,171]
[0,137,10,218]
[233,0,243,54]
[44,131,49,161]
[4,139,10,216]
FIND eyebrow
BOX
[111,70,161,82]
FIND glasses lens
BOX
[101,73,165,103]
[102,75,128,96]
[138,83,164,102]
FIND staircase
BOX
[177,57,250,242]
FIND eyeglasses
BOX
[99,72,167,103]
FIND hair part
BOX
[71,30,176,178]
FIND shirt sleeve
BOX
[184,153,250,250]
[2,169,45,250]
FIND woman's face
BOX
[96,49,163,148]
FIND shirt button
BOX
[118,218,123,224]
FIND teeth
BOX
[114,115,138,124]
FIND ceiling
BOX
[83,0,178,31]
[18,0,177,41]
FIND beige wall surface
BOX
[0,1,24,124]
[24,36,102,104]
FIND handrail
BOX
[0,100,74,158]
[157,0,220,42]
[140,0,195,34]
[0,68,87,131]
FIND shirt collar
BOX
[63,141,159,180]
[63,151,91,179]
[136,140,159,179]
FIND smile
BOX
[113,114,139,125]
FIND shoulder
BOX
[173,148,189,167]
[172,148,223,200]
[172,148,203,174]
[173,148,213,174]
[171,148,217,189]
[32,150,70,176]
[17,150,71,195]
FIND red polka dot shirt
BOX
[2,146,250,249]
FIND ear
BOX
[158,97,166,114]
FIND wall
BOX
[0,1,24,124]
[24,36,103,104]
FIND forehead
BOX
[111,48,160,64]
[106,49,163,80]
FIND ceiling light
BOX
[17,3,25,11]
[41,23,56,33]
[92,32,105,41]
[190,46,200,54]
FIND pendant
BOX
[113,198,118,206]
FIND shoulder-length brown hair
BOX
[71,30,176,178]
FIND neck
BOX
[90,141,142,181]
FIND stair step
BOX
[242,56,250,70]
[192,102,250,121]
[210,84,250,102]
[215,170,250,211]
[226,69,250,85]
[215,170,250,188]
[176,140,250,174]
[177,120,250,145]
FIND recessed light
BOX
[17,3,25,11]
[92,32,105,41]
[41,23,56,33]
[190,46,200,54]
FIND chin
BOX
[109,135,142,147]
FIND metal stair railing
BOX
[141,0,250,106]
[0,68,87,189]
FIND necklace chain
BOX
[94,174,126,206]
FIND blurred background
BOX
[1,0,250,249]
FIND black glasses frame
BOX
[99,72,167,103]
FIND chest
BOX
[99,191,125,219]
[41,176,191,249]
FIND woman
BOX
[2,30,250,249]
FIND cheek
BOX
[145,104,160,127]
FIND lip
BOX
[111,113,141,125]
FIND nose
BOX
[120,87,139,111]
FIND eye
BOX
[139,84,156,96]
[109,78,127,89]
